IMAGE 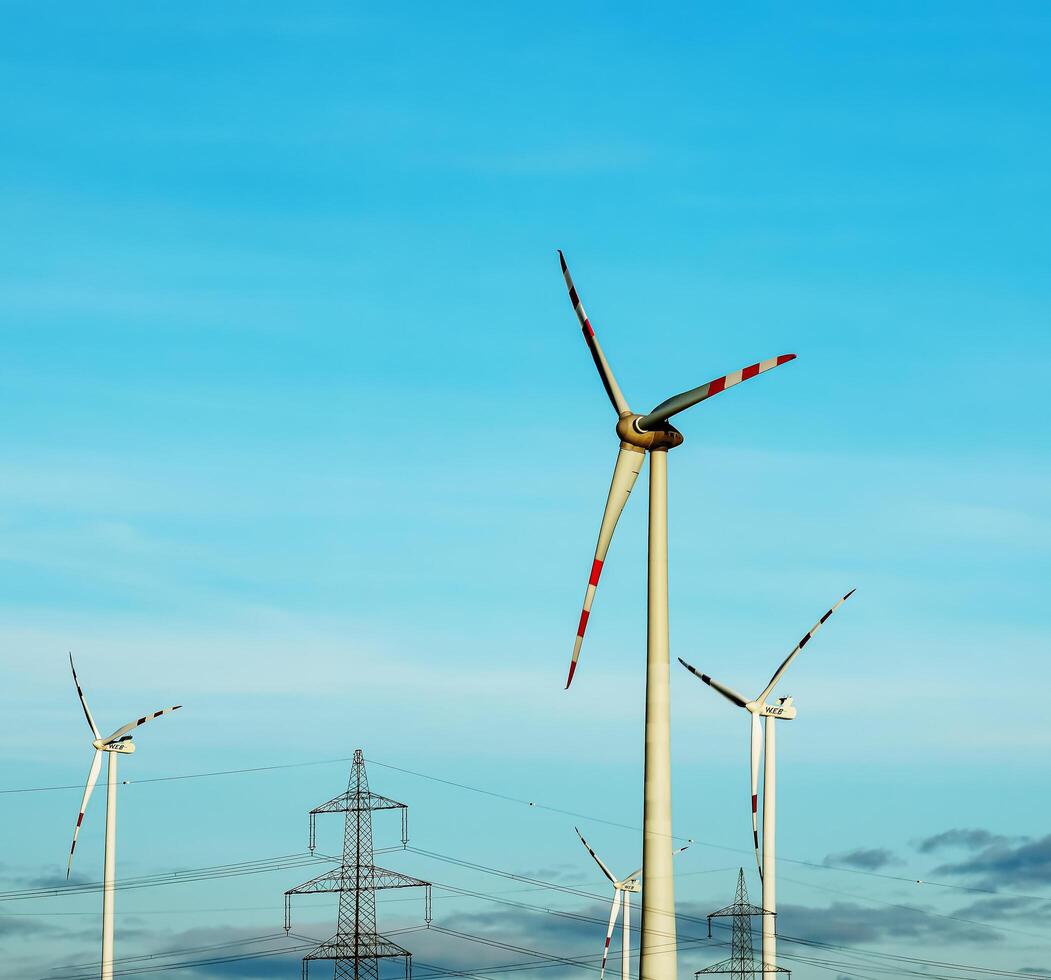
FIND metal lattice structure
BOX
[285,750,431,980]
[695,869,788,979]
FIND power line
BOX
[4,752,1040,900]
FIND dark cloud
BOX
[0,916,55,938]
[931,833,1051,889]
[774,899,998,948]
[953,896,1051,923]
[916,829,1016,854]
[823,847,900,871]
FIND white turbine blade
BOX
[566,446,645,688]
[575,827,617,884]
[67,749,102,877]
[600,889,623,980]
[638,354,797,430]
[620,841,686,888]
[558,250,631,418]
[677,658,749,707]
[750,713,762,881]
[756,588,856,704]
[105,704,182,743]
[68,654,100,740]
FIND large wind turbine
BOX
[66,655,181,980]
[575,827,689,980]
[678,589,854,975]
[559,250,795,980]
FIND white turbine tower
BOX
[66,654,181,980]
[559,250,796,980]
[678,589,854,975]
[575,828,689,980]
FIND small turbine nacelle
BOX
[93,738,136,753]
[750,697,797,720]
[616,877,641,893]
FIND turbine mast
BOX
[641,447,676,980]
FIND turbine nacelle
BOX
[747,697,797,720]
[615,416,684,452]
[92,737,136,753]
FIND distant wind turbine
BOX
[678,589,854,977]
[66,655,181,980]
[575,827,688,980]
[558,249,796,980]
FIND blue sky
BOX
[1,2,1050,978]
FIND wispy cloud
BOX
[916,828,1018,853]
[824,847,901,871]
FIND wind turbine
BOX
[66,654,181,980]
[678,589,854,976]
[575,827,689,980]
[558,249,796,980]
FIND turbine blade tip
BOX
[844,587,856,600]
[557,249,567,271]
[565,660,578,689]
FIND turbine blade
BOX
[600,890,623,980]
[566,446,645,688]
[69,654,100,740]
[67,749,102,877]
[678,658,748,707]
[105,705,182,743]
[757,588,856,704]
[575,827,617,884]
[751,713,763,881]
[620,843,682,886]
[638,354,796,430]
[558,250,631,418]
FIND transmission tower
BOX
[695,868,788,979]
[285,750,432,980]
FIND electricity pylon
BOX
[285,750,431,980]
[695,869,788,979]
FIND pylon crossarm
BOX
[368,866,430,890]
[708,902,766,919]
[694,957,737,974]
[311,791,408,815]
[304,935,412,960]
[286,868,344,895]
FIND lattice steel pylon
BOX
[695,869,788,979]
[285,750,432,980]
